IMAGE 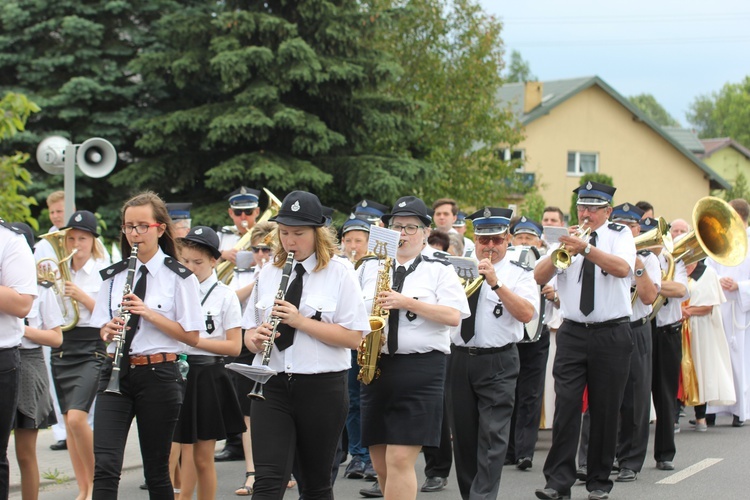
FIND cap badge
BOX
[362,200,368,207]
[645,218,652,225]
[521,216,527,223]
[483,207,491,218]
[623,203,630,211]
[291,200,300,212]
[398,201,406,208]
[349,213,355,219]
[240,187,247,194]
[195,228,203,235]
[75,214,83,222]
[586,181,593,190]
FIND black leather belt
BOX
[630,317,649,328]
[656,320,683,332]
[451,344,514,356]
[564,317,629,329]
[186,355,224,366]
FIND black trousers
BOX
[0,347,20,500]
[616,321,653,472]
[651,320,682,462]
[542,320,632,494]
[447,345,519,500]
[423,381,453,479]
[251,371,348,500]
[508,327,550,462]
[93,360,184,500]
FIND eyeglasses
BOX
[121,223,162,235]
[577,205,607,213]
[233,208,255,216]
[252,246,272,253]
[389,224,424,235]
[476,235,505,245]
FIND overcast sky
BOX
[480,0,750,126]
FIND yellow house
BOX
[496,77,729,223]
[698,138,750,186]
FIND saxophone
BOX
[357,242,392,384]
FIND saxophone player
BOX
[242,191,369,499]
[447,208,538,500]
[359,196,469,500]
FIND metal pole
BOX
[64,144,76,223]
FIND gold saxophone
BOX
[357,242,392,385]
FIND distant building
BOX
[698,138,750,187]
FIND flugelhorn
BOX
[104,244,139,395]
[550,222,591,270]
[247,251,295,400]
[37,229,80,331]
[631,217,673,306]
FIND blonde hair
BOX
[250,221,277,246]
[273,226,338,271]
[47,190,64,206]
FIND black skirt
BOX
[50,329,106,414]
[361,351,446,447]
[173,357,247,443]
[15,348,56,429]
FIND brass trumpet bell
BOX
[551,227,591,270]
[634,217,673,254]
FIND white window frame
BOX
[567,151,599,176]
[498,148,526,173]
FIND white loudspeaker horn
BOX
[76,138,117,178]
[35,136,72,175]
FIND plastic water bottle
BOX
[177,353,189,381]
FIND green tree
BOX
[506,50,536,84]
[568,173,613,226]
[518,188,545,222]
[629,93,680,127]
[125,0,430,221]
[367,0,524,207]
[687,77,750,145]
[722,172,750,202]
[0,92,40,228]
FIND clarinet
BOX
[104,243,139,394]
[247,251,295,400]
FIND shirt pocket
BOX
[301,294,338,323]
[146,289,175,318]
[255,294,275,324]
[401,286,435,328]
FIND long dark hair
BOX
[119,191,177,259]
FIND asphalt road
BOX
[19,414,750,499]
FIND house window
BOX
[497,148,526,172]
[567,152,598,175]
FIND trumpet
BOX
[37,229,80,331]
[104,244,139,395]
[550,221,591,270]
[247,251,296,400]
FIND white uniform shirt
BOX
[242,254,370,374]
[361,255,470,355]
[91,247,204,355]
[0,226,37,348]
[631,251,662,321]
[544,222,636,323]
[451,257,539,347]
[231,267,258,314]
[185,273,242,356]
[463,237,476,259]
[656,258,689,327]
[218,227,241,252]
[22,285,64,349]
[69,257,106,328]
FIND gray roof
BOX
[496,76,729,190]
[662,127,705,154]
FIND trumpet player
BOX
[242,191,369,499]
[219,187,262,264]
[448,208,538,500]
[91,192,203,499]
[534,181,635,500]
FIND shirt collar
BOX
[138,247,166,276]
[200,272,218,292]
[295,253,318,274]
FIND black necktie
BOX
[387,266,408,354]
[580,232,597,316]
[276,263,305,351]
[122,266,148,369]
[460,288,481,343]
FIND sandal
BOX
[235,471,255,496]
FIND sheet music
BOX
[543,226,569,244]
[448,256,479,281]
[368,226,400,258]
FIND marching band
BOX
[2,180,750,500]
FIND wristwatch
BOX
[583,244,592,255]
[491,282,503,291]
[635,268,645,277]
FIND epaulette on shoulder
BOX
[164,257,193,279]
[608,222,625,232]
[220,226,236,235]
[422,254,451,266]
[637,249,652,256]
[100,260,129,280]
[511,260,533,272]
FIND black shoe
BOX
[733,415,745,427]
[359,482,383,498]
[214,448,243,462]
[420,476,447,492]
[611,458,620,473]
[345,457,366,479]
[49,440,67,451]
[706,413,716,426]
[616,468,637,482]
[656,461,674,471]
[576,466,587,481]
[588,490,609,500]
[516,457,533,470]
[535,488,571,500]
[504,456,515,466]
[363,461,377,481]
[139,483,148,490]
